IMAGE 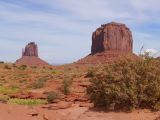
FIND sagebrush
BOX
[87,57,160,111]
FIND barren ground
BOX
[0,63,160,120]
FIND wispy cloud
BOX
[0,0,160,63]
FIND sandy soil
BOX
[0,103,159,120]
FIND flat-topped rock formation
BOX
[16,42,49,66]
[77,22,136,64]
[91,22,133,54]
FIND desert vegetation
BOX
[8,98,47,105]
[87,57,160,111]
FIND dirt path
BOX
[0,103,159,120]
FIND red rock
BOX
[79,103,93,107]
[9,92,47,99]
[16,42,49,66]
[42,102,72,110]
[77,22,137,64]
[23,42,38,57]
[43,114,49,120]
[91,22,133,54]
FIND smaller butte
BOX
[77,22,137,64]
[16,42,49,66]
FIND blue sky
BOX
[0,0,160,63]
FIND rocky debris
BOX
[42,101,72,110]
[79,103,93,108]
[77,22,137,64]
[16,42,49,66]
[28,109,39,117]
[9,92,47,99]
[77,51,138,64]
[43,114,49,120]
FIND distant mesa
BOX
[22,42,38,57]
[77,22,136,64]
[16,42,49,66]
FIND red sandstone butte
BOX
[16,42,49,66]
[77,22,136,64]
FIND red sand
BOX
[0,103,159,120]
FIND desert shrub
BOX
[46,91,58,103]
[4,65,11,69]
[87,57,160,111]
[18,65,27,70]
[0,95,10,103]
[32,79,46,89]
[0,61,4,64]
[12,64,17,67]
[62,75,73,95]
[8,98,47,105]
[86,67,95,77]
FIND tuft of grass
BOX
[0,86,20,95]
[0,95,10,103]
[8,98,48,105]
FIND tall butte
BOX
[77,22,136,64]
[16,42,49,66]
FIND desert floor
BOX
[0,103,160,120]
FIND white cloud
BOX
[0,0,159,63]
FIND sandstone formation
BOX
[77,22,136,64]
[16,42,49,66]
[91,22,133,54]
[22,42,38,57]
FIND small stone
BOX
[28,109,39,117]
[43,114,49,120]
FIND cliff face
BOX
[77,22,136,64]
[22,42,38,57]
[91,22,133,54]
[16,42,48,66]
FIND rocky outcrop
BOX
[16,42,49,66]
[77,22,136,64]
[91,22,133,54]
[22,42,38,57]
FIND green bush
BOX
[46,91,58,103]
[0,86,20,94]
[87,57,160,111]
[62,75,73,95]
[32,79,46,89]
